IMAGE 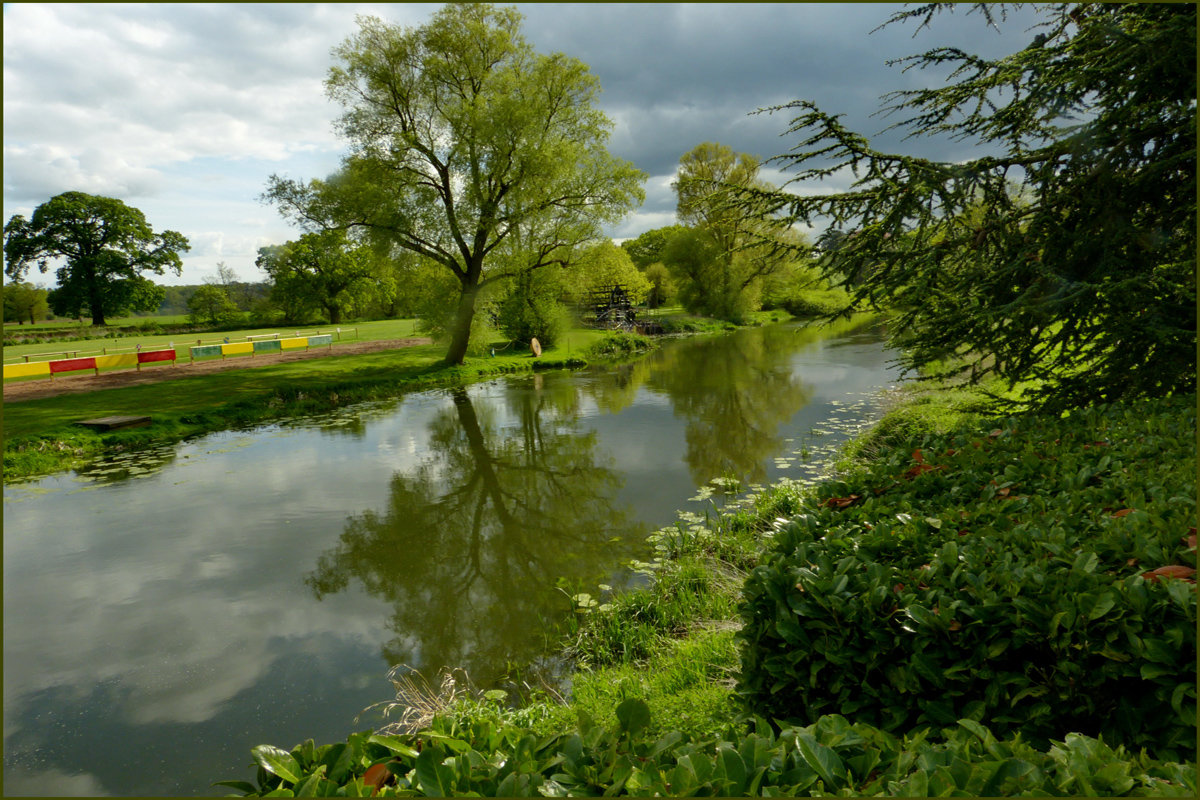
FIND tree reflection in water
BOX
[644,324,814,488]
[306,382,646,686]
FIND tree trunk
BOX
[89,279,106,326]
[443,284,480,365]
[327,303,342,324]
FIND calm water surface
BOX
[3,319,899,796]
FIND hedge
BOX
[737,395,1196,761]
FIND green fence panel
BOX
[252,340,282,354]
[308,334,333,347]
[190,345,224,359]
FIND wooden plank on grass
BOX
[75,415,152,431]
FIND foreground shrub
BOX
[582,331,653,361]
[219,706,1196,796]
[738,395,1197,760]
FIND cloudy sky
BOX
[2,3,1045,286]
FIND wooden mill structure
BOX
[585,284,637,330]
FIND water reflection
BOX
[307,385,647,686]
[644,325,815,487]
[74,444,179,484]
[3,318,898,797]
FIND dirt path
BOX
[2,338,433,403]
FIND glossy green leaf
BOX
[415,749,449,797]
[795,732,845,787]
[1086,592,1116,620]
[253,745,303,785]
[717,744,747,793]
[293,766,326,798]
[367,734,419,759]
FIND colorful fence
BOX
[5,332,339,382]
[3,349,177,381]
[188,334,332,362]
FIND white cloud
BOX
[3,2,1045,283]
[1,767,112,798]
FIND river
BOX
[2,318,899,796]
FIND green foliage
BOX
[620,225,686,269]
[265,4,644,364]
[4,191,188,326]
[221,709,1196,796]
[774,288,851,319]
[256,230,378,325]
[652,311,738,334]
[562,240,652,306]
[580,331,653,362]
[495,274,566,347]
[156,282,272,318]
[558,630,742,743]
[640,262,674,308]
[667,143,811,323]
[2,280,49,324]
[734,3,1196,412]
[662,226,734,316]
[412,266,500,357]
[186,284,241,326]
[738,394,1197,760]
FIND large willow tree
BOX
[266,5,644,364]
[734,3,1195,411]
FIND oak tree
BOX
[4,192,188,326]
[255,230,377,325]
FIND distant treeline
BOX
[157,282,272,317]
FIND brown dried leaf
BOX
[1142,565,1197,583]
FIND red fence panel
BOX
[137,349,176,364]
[48,357,97,374]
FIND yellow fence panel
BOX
[3,361,52,380]
[94,353,140,370]
[221,342,254,356]
[280,337,309,350]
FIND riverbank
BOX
[2,309,796,484]
[552,380,1196,745]
[442,372,1013,739]
[1,346,574,482]
[1,309,797,483]
[222,375,1197,795]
